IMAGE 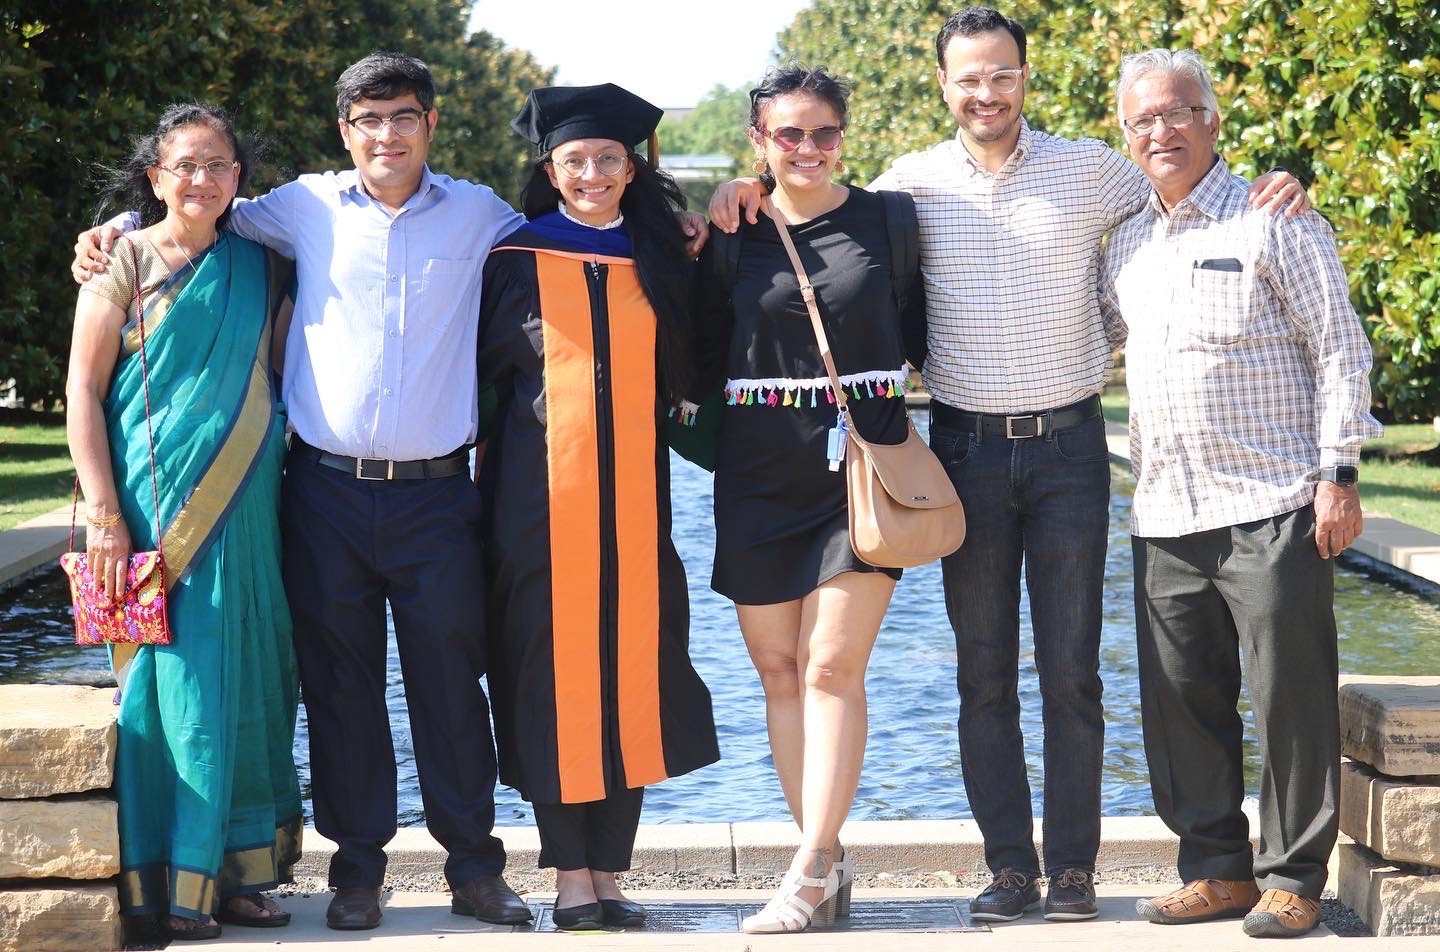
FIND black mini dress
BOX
[695,187,918,605]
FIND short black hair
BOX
[747,64,852,133]
[935,7,1028,69]
[335,51,436,120]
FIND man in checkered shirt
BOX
[710,5,1305,926]
[1098,48,1381,940]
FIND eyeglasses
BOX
[950,68,1025,94]
[550,152,628,177]
[761,125,844,152]
[157,159,237,179]
[1123,105,1210,136]
[345,111,424,138]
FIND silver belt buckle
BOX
[355,457,395,480]
[1004,415,1044,439]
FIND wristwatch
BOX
[1318,464,1359,486]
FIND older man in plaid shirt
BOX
[1100,48,1381,940]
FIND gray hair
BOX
[1115,48,1221,129]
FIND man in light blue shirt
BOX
[80,51,534,932]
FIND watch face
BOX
[1336,465,1359,485]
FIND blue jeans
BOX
[931,411,1109,878]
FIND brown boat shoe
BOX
[1242,888,1322,938]
[1137,878,1260,925]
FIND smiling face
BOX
[937,29,1028,150]
[1121,70,1220,208]
[750,93,844,196]
[146,122,239,227]
[543,138,634,226]
[339,93,436,203]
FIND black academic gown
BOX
[476,214,719,805]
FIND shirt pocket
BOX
[418,258,479,327]
[1185,268,1252,344]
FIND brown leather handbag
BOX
[767,200,966,568]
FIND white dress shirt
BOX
[229,167,524,460]
[870,119,1148,414]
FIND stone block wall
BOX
[1336,676,1440,938]
[0,685,123,952]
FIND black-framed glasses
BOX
[157,159,237,179]
[762,125,844,152]
[345,111,424,138]
[950,68,1025,94]
[549,152,628,177]
[1123,105,1210,136]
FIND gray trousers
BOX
[1132,505,1338,898]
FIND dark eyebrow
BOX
[348,107,424,121]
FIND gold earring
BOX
[752,157,768,175]
[835,159,846,173]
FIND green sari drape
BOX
[105,234,301,919]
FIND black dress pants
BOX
[1132,505,1339,898]
[533,788,644,872]
[282,451,505,888]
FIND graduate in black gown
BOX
[475,84,719,932]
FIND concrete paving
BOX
[195,885,1440,950]
[0,504,70,593]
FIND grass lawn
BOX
[1100,388,1440,535]
[0,411,73,532]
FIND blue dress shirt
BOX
[228,167,525,460]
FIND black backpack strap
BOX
[877,189,919,312]
[707,225,743,298]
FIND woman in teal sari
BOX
[66,103,300,942]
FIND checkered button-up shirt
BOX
[1100,158,1381,538]
[870,119,1148,413]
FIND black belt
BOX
[290,437,470,480]
[929,394,1101,439]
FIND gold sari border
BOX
[161,318,275,587]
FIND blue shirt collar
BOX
[336,165,447,208]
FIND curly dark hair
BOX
[519,152,694,402]
[93,102,252,231]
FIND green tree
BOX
[0,0,549,406]
[774,0,1440,419]
[659,84,753,166]
[657,85,751,210]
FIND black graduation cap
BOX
[511,83,663,164]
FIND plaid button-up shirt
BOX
[1100,158,1381,538]
[871,119,1148,414]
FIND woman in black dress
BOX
[693,65,922,933]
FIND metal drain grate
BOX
[521,900,987,934]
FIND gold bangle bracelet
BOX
[86,510,122,529]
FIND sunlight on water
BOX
[3,410,1436,825]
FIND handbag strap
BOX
[69,237,165,560]
[764,197,856,427]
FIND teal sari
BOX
[105,234,301,919]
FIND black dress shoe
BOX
[326,887,382,931]
[450,875,534,924]
[600,898,646,927]
[552,902,605,931]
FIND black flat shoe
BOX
[600,898,646,927]
[551,902,605,931]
